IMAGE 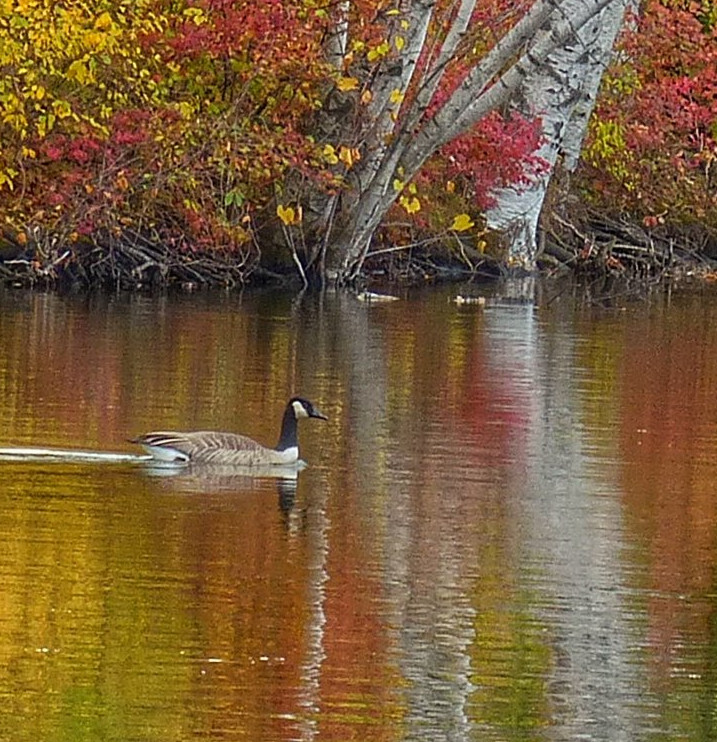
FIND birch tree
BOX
[291,0,631,284]
[486,0,634,267]
[0,0,635,289]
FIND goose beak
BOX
[311,407,328,421]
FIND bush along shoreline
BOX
[1,1,714,292]
[1,205,715,293]
[0,227,269,291]
[542,209,717,283]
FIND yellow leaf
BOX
[67,59,91,85]
[446,180,455,193]
[84,31,107,50]
[0,171,14,191]
[336,77,359,92]
[177,101,195,120]
[183,7,206,24]
[277,204,295,225]
[399,195,421,215]
[50,100,70,121]
[94,11,113,30]
[323,144,339,164]
[367,40,390,62]
[339,146,355,168]
[451,213,475,231]
[395,36,405,51]
[277,204,301,226]
[477,240,487,253]
[360,89,373,105]
[389,89,404,105]
[393,178,404,192]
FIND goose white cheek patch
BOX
[292,400,310,418]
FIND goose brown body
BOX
[132,397,327,465]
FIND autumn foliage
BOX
[581,0,717,231]
[0,0,328,262]
[0,0,715,284]
[0,2,543,266]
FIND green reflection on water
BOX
[469,556,552,739]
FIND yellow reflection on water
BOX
[1,288,717,741]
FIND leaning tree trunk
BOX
[485,0,633,268]
[290,0,629,285]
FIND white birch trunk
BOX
[485,0,631,268]
[561,0,638,170]
[325,1,350,69]
[319,0,628,282]
[360,0,436,174]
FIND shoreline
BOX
[2,210,716,293]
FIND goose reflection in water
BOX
[140,459,305,522]
[0,446,305,523]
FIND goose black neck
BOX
[275,404,299,451]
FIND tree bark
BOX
[486,0,633,268]
[307,0,629,284]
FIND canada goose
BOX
[131,397,327,465]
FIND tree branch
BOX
[402,0,619,174]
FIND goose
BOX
[131,397,327,465]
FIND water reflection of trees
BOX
[3,290,717,739]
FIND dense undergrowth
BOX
[0,0,715,290]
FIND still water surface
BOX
[1,284,717,741]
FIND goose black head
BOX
[290,396,328,421]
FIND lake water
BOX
[1,281,717,741]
